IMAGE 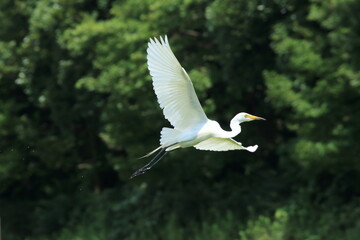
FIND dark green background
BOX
[1,0,360,239]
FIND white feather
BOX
[194,137,258,152]
[147,36,208,130]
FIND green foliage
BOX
[1,0,360,239]
[239,209,287,240]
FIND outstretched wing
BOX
[194,137,258,152]
[147,36,208,130]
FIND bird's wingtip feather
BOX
[149,38,155,45]
[246,145,258,152]
[148,35,170,48]
[160,36,165,45]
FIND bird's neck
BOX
[224,118,241,138]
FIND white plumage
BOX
[131,35,265,178]
[194,137,258,152]
[147,36,207,130]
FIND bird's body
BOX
[162,120,223,149]
[130,36,264,178]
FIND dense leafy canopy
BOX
[1,0,360,239]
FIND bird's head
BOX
[234,112,266,123]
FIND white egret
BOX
[131,36,265,178]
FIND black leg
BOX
[130,148,167,179]
[141,147,165,169]
[130,144,177,179]
[146,150,168,169]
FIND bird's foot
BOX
[130,167,150,179]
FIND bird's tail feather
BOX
[166,144,180,151]
[138,127,180,159]
[138,145,163,159]
[160,127,180,145]
[138,141,179,159]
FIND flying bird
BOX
[131,36,265,179]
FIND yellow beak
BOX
[245,114,266,121]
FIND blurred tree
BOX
[265,0,360,238]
